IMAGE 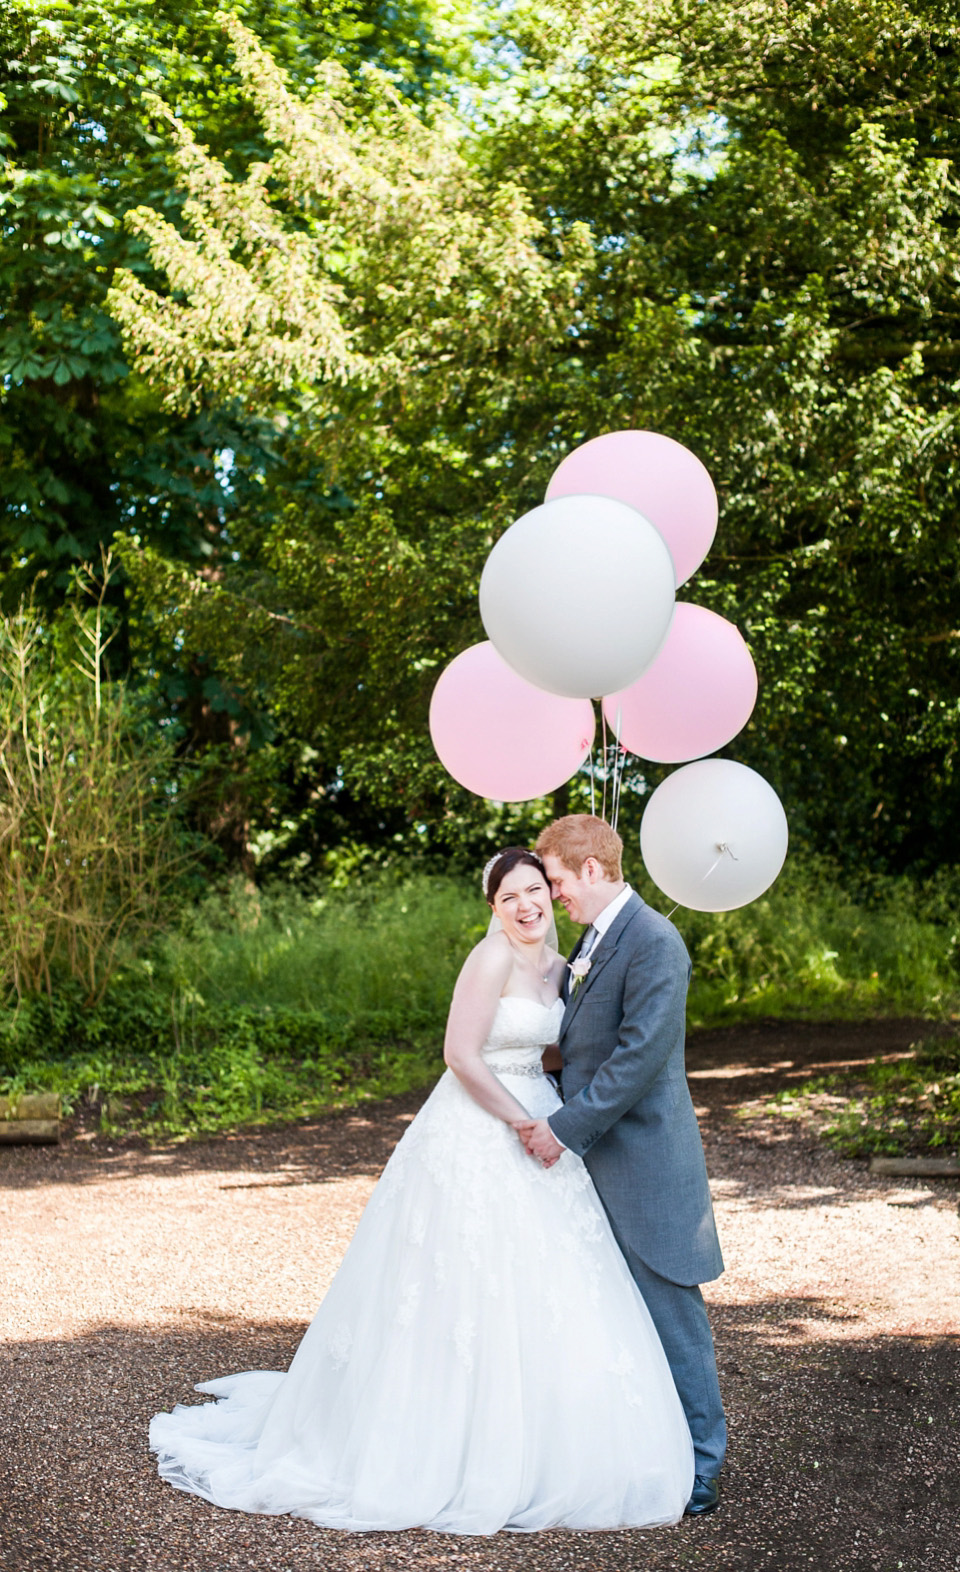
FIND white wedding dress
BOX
[150,996,695,1534]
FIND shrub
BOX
[0,555,196,1003]
[2,856,958,1143]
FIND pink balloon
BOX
[546,431,717,586]
[603,603,757,763]
[430,642,595,801]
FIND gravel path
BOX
[2,1019,958,1572]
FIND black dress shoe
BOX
[685,1474,720,1516]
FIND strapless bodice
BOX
[480,995,564,1078]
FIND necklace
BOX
[509,934,552,985]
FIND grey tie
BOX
[579,924,598,959]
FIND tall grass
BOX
[642,857,959,1025]
[0,876,488,1140]
[161,856,958,1030]
[1,857,957,1141]
[159,875,486,1030]
[0,557,195,1003]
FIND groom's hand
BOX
[513,1119,563,1168]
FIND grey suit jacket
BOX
[548,892,723,1287]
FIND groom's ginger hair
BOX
[536,816,623,881]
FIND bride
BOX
[150,848,695,1534]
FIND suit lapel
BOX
[560,927,586,1005]
[559,893,644,1040]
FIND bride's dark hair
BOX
[484,847,550,907]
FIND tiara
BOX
[482,848,543,899]
[481,853,503,898]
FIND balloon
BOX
[640,759,788,911]
[429,641,595,801]
[546,431,717,587]
[603,603,758,763]
[479,494,676,700]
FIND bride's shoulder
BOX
[451,931,512,1007]
[474,928,514,964]
[459,929,512,980]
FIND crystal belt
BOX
[487,1061,544,1078]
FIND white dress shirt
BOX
[585,883,634,948]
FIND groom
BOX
[515,815,726,1516]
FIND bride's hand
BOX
[512,1118,563,1168]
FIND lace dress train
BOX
[150,997,694,1533]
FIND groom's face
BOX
[542,853,605,926]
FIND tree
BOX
[488,0,960,872]
[0,0,475,864]
[108,0,960,875]
[105,12,592,867]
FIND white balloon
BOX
[479,494,676,699]
[640,759,788,912]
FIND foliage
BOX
[0,1006,444,1139]
[0,0,285,599]
[0,554,197,1001]
[1,857,957,1140]
[6,0,960,876]
[103,11,592,865]
[104,0,960,877]
[482,0,960,873]
[108,13,589,414]
[771,1037,960,1160]
[119,854,960,1029]
[159,870,484,1019]
[0,0,482,582]
[617,851,960,1025]
[0,871,484,1136]
[0,0,478,863]
[0,998,451,1137]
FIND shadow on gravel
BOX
[685,1017,944,1118]
[0,1307,956,1572]
[686,1017,939,1077]
[0,1091,432,1193]
[706,1178,960,1211]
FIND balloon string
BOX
[611,705,625,832]
[664,843,737,922]
[588,719,596,817]
[600,705,608,823]
[619,708,626,818]
[702,841,738,881]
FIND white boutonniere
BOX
[567,955,593,994]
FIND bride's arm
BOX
[443,938,531,1125]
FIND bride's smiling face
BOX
[491,864,552,945]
